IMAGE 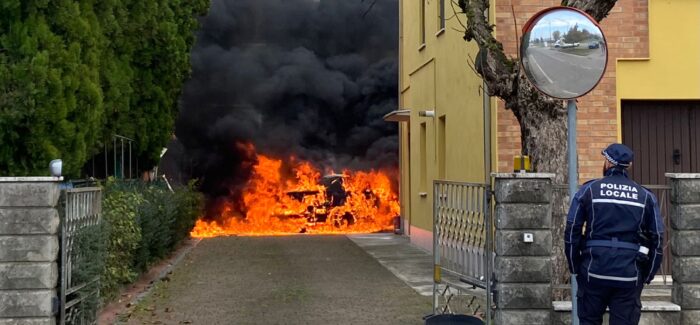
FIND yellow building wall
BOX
[397,0,700,238]
[617,0,700,137]
[399,0,493,235]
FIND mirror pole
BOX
[567,99,580,325]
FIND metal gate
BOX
[60,187,103,325]
[432,181,493,322]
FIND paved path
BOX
[348,234,437,296]
[124,235,431,325]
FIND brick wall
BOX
[495,0,649,182]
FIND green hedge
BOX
[91,179,203,301]
[100,185,144,299]
[69,220,107,321]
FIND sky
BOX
[529,9,603,40]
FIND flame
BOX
[191,148,400,237]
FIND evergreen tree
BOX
[0,0,208,177]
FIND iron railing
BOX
[432,180,493,322]
[60,187,103,325]
[641,184,672,284]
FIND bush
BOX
[99,179,202,301]
[101,184,144,300]
[70,222,109,319]
[172,182,203,246]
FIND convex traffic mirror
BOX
[520,7,608,99]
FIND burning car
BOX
[190,152,401,237]
[286,174,357,228]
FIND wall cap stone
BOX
[0,177,63,183]
[666,173,700,179]
[492,173,555,179]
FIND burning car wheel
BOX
[343,212,355,225]
[330,211,355,228]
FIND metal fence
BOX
[643,184,672,284]
[432,181,493,322]
[60,187,103,325]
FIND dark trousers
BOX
[577,279,643,325]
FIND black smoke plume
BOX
[175,0,399,219]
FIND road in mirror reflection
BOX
[521,8,607,99]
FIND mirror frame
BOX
[520,6,608,99]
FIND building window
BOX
[438,0,445,31]
[419,0,426,46]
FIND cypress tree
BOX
[0,0,209,177]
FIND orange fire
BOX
[191,149,400,237]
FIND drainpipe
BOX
[482,6,492,185]
[483,82,491,184]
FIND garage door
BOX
[622,100,700,278]
[622,100,700,185]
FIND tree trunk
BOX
[458,0,618,300]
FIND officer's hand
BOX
[636,252,649,264]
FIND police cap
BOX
[602,143,634,168]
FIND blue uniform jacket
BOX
[565,168,664,288]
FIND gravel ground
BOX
[123,235,432,325]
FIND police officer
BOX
[565,143,664,325]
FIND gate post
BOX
[0,177,62,325]
[493,173,554,324]
[668,173,700,325]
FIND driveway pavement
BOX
[123,235,431,325]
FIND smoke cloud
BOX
[175,0,399,218]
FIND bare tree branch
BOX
[562,0,619,22]
[510,4,520,62]
[465,53,480,77]
[448,0,468,31]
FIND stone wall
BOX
[668,173,700,325]
[0,177,62,325]
[493,173,554,324]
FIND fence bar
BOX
[104,146,108,178]
[129,141,132,179]
[60,192,67,325]
[433,182,440,313]
[113,137,117,178]
[121,138,125,179]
